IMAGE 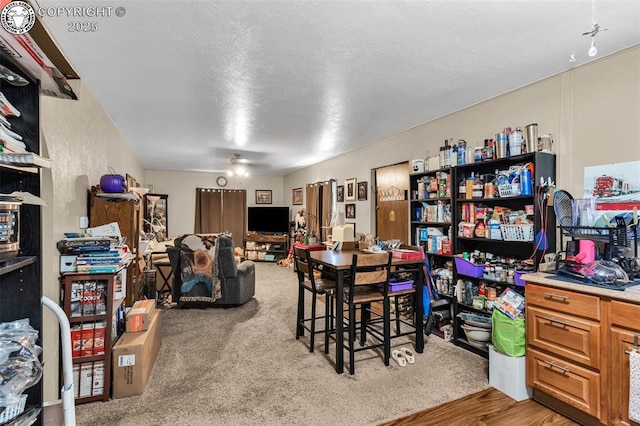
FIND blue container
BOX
[520,169,532,196]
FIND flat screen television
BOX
[247,206,290,235]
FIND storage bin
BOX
[0,394,27,423]
[454,256,484,278]
[514,270,527,286]
[388,280,414,292]
[497,183,521,198]
[500,224,534,242]
[489,345,532,402]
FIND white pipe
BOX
[42,296,76,426]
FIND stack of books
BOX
[57,237,134,274]
[75,249,134,274]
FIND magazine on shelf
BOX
[0,152,51,168]
[0,92,20,117]
[0,123,22,140]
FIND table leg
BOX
[297,281,305,337]
[335,269,344,374]
[415,265,425,353]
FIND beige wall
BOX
[145,170,285,237]
[39,80,145,401]
[284,45,640,238]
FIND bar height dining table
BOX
[306,249,425,374]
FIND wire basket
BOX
[500,224,534,242]
[0,394,27,423]
[497,183,521,198]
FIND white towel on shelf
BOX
[630,350,640,423]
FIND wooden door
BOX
[374,162,409,242]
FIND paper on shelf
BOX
[86,222,122,238]
[0,191,46,206]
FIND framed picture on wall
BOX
[345,203,356,219]
[256,190,272,204]
[292,187,303,205]
[358,181,368,201]
[337,185,344,202]
[144,194,168,241]
[345,177,356,201]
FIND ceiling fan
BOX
[582,23,608,37]
[582,23,608,57]
[228,153,250,177]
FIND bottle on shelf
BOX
[509,127,524,156]
[444,140,450,167]
[457,139,467,165]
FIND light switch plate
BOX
[79,216,89,229]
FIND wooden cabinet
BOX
[244,234,288,262]
[608,300,640,425]
[59,272,125,403]
[526,279,640,425]
[88,190,141,306]
[526,283,605,422]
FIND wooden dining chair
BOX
[343,252,393,375]
[294,246,337,353]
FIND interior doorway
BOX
[374,162,409,242]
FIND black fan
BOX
[553,189,576,231]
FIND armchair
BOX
[167,234,255,307]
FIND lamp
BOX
[228,153,249,177]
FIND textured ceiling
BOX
[36,0,640,176]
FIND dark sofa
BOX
[167,234,255,307]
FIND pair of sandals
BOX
[391,347,415,367]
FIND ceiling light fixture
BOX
[228,153,249,177]
[588,38,598,57]
[583,1,607,58]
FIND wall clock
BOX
[216,176,228,187]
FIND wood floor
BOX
[380,388,579,426]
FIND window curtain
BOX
[320,179,335,241]
[304,180,334,241]
[305,183,320,239]
[195,188,222,233]
[195,188,246,247]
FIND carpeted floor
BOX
[75,262,489,426]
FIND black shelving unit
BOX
[0,56,43,425]
[409,167,455,337]
[451,152,556,357]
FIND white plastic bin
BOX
[488,345,533,402]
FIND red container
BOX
[391,249,423,260]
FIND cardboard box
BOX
[125,299,156,333]
[112,309,162,399]
[488,345,532,402]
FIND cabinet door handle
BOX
[544,292,569,302]
[540,316,572,327]
[542,360,570,373]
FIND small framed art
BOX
[345,177,356,201]
[345,203,356,219]
[358,181,368,201]
[292,187,303,205]
[256,190,272,204]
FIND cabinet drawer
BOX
[527,306,600,369]
[527,347,601,419]
[610,300,640,330]
[526,283,600,321]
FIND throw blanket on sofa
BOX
[177,234,222,303]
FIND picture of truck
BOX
[592,175,625,198]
